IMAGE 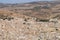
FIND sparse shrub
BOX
[38,39,40,40]
[33,6,41,11]
[0,14,14,21]
[24,18,27,22]
[10,13,13,15]
[27,23,31,25]
[35,18,40,22]
[23,22,26,24]
[0,14,7,20]
[35,18,49,22]
[52,12,60,13]
[53,15,60,19]
[40,19,49,22]
[56,28,58,31]
[7,16,14,21]
[42,6,50,9]
[23,12,31,16]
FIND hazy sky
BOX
[0,0,53,3]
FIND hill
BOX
[0,1,60,40]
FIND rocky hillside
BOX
[0,1,60,40]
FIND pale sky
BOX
[0,0,53,3]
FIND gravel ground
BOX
[0,17,60,40]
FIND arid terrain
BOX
[0,1,60,40]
